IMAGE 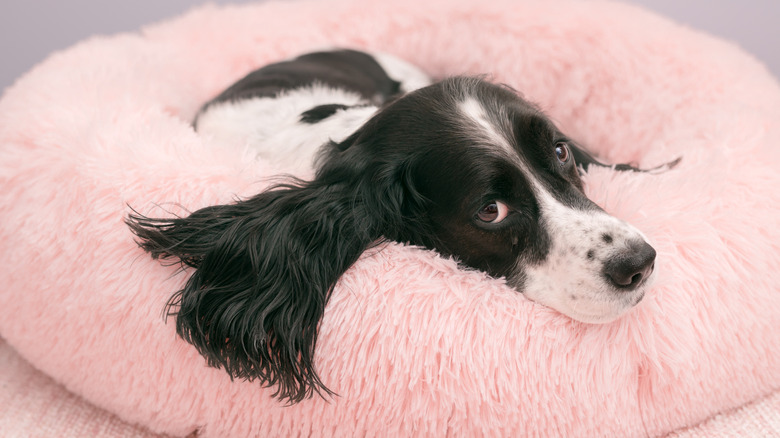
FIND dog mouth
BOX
[564,287,648,324]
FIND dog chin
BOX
[518,270,654,325]
[564,278,651,324]
[562,298,640,324]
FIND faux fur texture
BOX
[0,0,779,436]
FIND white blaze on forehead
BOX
[458,97,516,159]
[458,97,551,199]
[458,96,566,212]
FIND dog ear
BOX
[569,141,681,173]
[126,178,383,404]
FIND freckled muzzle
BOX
[515,196,658,324]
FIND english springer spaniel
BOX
[127,49,676,403]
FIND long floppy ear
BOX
[126,178,382,404]
[569,141,681,173]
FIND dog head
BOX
[128,76,656,402]
[326,76,655,323]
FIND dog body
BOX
[128,49,661,402]
[194,50,431,173]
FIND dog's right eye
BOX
[555,142,571,164]
[476,201,509,223]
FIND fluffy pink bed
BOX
[1,0,779,436]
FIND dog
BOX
[127,49,676,403]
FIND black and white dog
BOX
[127,49,673,403]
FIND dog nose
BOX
[603,240,656,290]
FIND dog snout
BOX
[603,240,656,290]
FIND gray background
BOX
[1,0,778,94]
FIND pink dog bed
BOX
[1,0,779,436]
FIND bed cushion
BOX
[1,0,778,436]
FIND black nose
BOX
[603,240,656,290]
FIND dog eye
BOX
[555,142,570,163]
[476,201,509,223]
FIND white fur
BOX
[371,52,433,93]
[459,97,513,155]
[196,85,377,173]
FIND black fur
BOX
[196,49,401,123]
[299,103,353,123]
[128,180,381,403]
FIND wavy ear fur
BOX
[570,141,681,173]
[127,175,394,403]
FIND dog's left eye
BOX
[476,201,510,224]
[555,142,570,164]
